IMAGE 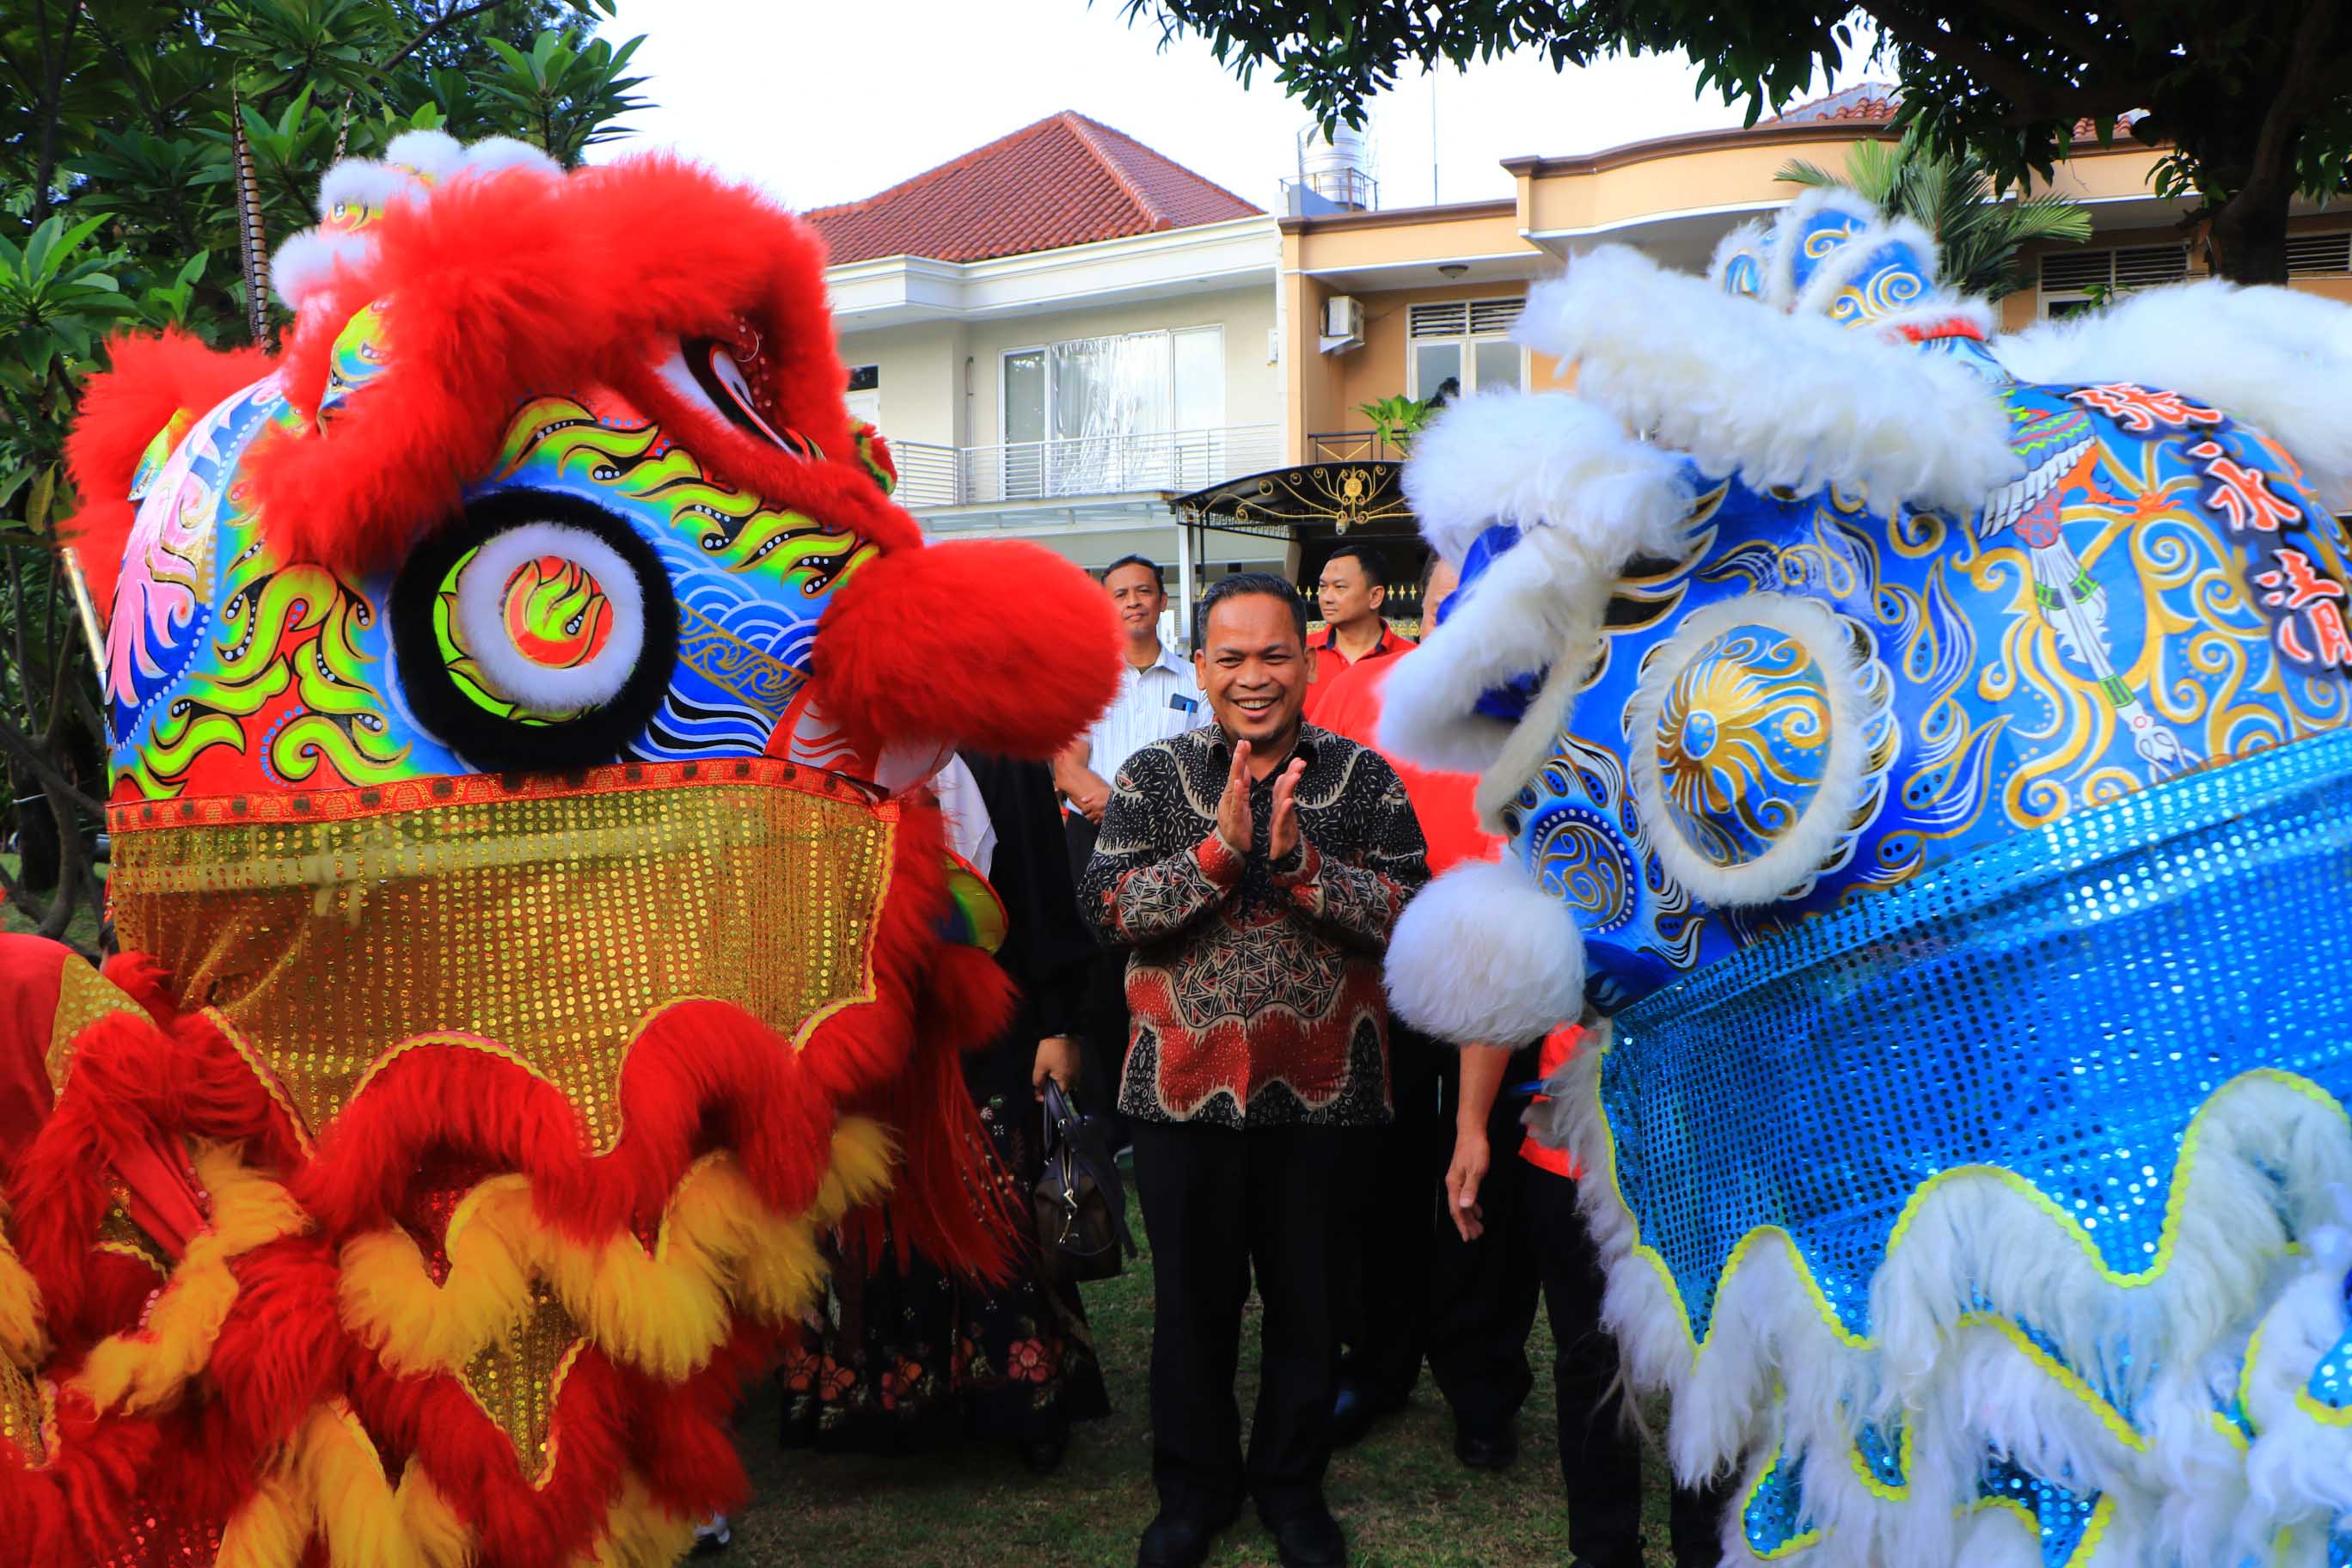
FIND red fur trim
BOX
[621,1323,778,1520]
[9,1000,295,1345]
[98,951,181,1023]
[0,1394,167,1565]
[812,539,1122,763]
[61,331,277,613]
[351,1344,636,1568]
[247,154,889,577]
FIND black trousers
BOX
[1336,1027,1447,1404]
[1424,1044,1542,1433]
[1529,1164,1730,1568]
[1130,1119,1368,1522]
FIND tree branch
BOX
[379,0,513,76]
[1867,0,2139,123]
[31,0,84,221]
[0,713,105,822]
[1967,0,2142,85]
[2241,0,2340,210]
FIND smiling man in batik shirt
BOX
[1081,573,1427,1568]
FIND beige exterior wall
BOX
[836,285,1278,453]
[962,286,1279,448]
[1287,126,2352,435]
[830,320,966,447]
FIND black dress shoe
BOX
[1453,1418,1518,1472]
[1136,1506,1235,1568]
[1261,1505,1348,1568]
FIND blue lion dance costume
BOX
[1381,190,2352,1568]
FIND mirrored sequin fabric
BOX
[0,1359,46,1466]
[109,758,895,1148]
[46,955,146,1090]
[1603,727,2352,1343]
[460,1286,584,1485]
[1978,1455,2105,1566]
[2311,1314,2352,1412]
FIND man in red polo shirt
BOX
[1302,543,1412,722]
[1312,554,1513,1463]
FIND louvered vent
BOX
[2039,250,2113,293]
[2288,230,2352,276]
[1408,297,1524,337]
[2111,245,2188,289]
[1408,301,1468,337]
[1467,297,1523,334]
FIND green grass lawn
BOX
[725,1191,1686,1567]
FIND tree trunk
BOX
[2208,181,2294,284]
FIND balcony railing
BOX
[1304,430,1406,462]
[886,425,1283,511]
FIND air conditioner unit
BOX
[1320,294,1363,354]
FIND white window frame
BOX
[1406,296,1528,398]
[998,344,1049,446]
[2037,245,2189,318]
[998,328,1228,444]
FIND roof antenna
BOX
[1430,73,1440,206]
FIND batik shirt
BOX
[1080,724,1429,1129]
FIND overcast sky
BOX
[597,1,1877,215]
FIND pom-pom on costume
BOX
[0,132,1118,1565]
[1383,189,2352,1567]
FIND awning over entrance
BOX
[1169,458,1416,542]
[1168,456,1432,632]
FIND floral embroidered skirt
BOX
[778,1093,1112,1455]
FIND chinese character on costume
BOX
[1381,190,2352,1567]
[0,134,1118,1565]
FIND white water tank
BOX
[1296,124,1374,211]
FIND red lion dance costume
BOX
[0,133,1118,1565]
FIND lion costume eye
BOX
[658,335,824,459]
[390,491,677,770]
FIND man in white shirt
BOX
[1054,555,1205,1142]
[1054,555,1205,824]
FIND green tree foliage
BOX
[1777,129,2092,300]
[0,1,651,946]
[1121,0,2352,285]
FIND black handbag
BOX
[1032,1079,1136,1283]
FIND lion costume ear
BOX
[63,331,277,616]
[273,130,560,334]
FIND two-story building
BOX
[1264,84,2352,616]
[815,92,2352,640]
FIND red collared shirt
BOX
[1303,622,1414,720]
[1310,650,1499,879]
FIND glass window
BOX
[1173,328,1225,432]
[1412,341,1463,401]
[1002,350,1045,444]
[1473,339,1523,394]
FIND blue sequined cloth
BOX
[1605,727,2352,1342]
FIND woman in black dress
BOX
[779,752,1112,1471]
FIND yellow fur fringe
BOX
[0,1214,49,1367]
[340,1118,892,1381]
[215,1403,472,1568]
[575,1473,698,1568]
[75,1142,309,1413]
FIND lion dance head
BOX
[0,132,1118,1565]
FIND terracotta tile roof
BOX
[804,112,1263,266]
[1766,83,2140,143]
[1768,83,1901,124]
